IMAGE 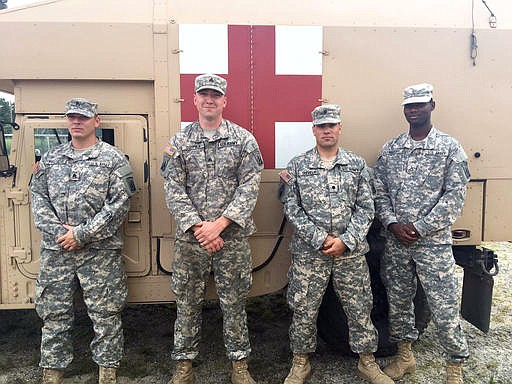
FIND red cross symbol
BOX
[180,25,322,169]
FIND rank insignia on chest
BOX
[71,171,80,181]
[164,145,178,157]
[279,170,293,184]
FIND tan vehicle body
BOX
[0,0,510,310]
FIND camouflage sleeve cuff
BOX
[221,211,245,229]
[413,219,429,237]
[340,233,356,253]
[380,216,398,230]
[73,226,86,246]
[312,228,329,250]
[180,215,203,234]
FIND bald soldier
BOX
[280,104,393,384]
[30,98,136,384]
[160,74,263,384]
[373,84,470,384]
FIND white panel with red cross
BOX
[179,24,323,169]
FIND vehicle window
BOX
[34,128,114,161]
[1,122,18,174]
[0,123,10,172]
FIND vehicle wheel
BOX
[317,226,431,356]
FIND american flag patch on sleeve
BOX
[279,170,293,184]
[33,162,41,175]
[164,145,177,157]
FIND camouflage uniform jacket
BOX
[373,127,470,245]
[160,120,263,241]
[30,140,135,250]
[281,147,374,256]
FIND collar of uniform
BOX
[187,122,204,142]
[62,138,103,159]
[308,147,349,168]
[61,141,74,158]
[404,126,438,149]
[334,148,352,166]
[216,120,230,139]
[190,119,230,142]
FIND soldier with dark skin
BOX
[387,94,435,245]
[373,84,470,384]
[160,74,263,384]
[30,98,136,384]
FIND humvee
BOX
[0,0,509,354]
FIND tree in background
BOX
[0,97,15,128]
[0,97,15,154]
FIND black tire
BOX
[317,225,431,356]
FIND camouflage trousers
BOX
[35,248,127,369]
[171,238,252,361]
[381,238,469,362]
[287,249,378,354]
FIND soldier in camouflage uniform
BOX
[160,74,263,384]
[373,84,470,384]
[279,104,393,384]
[30,98,136,384]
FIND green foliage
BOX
[0,97,14,154]
[0,97,15,129]
[34,128,69,156]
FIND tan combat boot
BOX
[383,341,416,380]
[445,362,463,384]
[283,354,312,384]
[167,360,196,384]
[231,358,256,384]
[358,353,394,384]
[42,368,64,384]
[99,366,117,384]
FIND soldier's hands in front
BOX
[57,224,81,251]
[194,217,232,247]
[388,222,419,245]
[204,236,224,253]
[321,235,348,258]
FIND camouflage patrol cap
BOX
[402,83,434,105]
[312,104,341,125]
[65,98,98,118]
[194,73,227,95]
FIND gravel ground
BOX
[0,242,510,384]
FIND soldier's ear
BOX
[430,100,436,111]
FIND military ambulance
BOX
[0,0,509,354]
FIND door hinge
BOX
[6,189,28,204]
[10,247,32,264]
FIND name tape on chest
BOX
[184,143,204,151]
[218,140,239,148]
[301,170,320,177]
